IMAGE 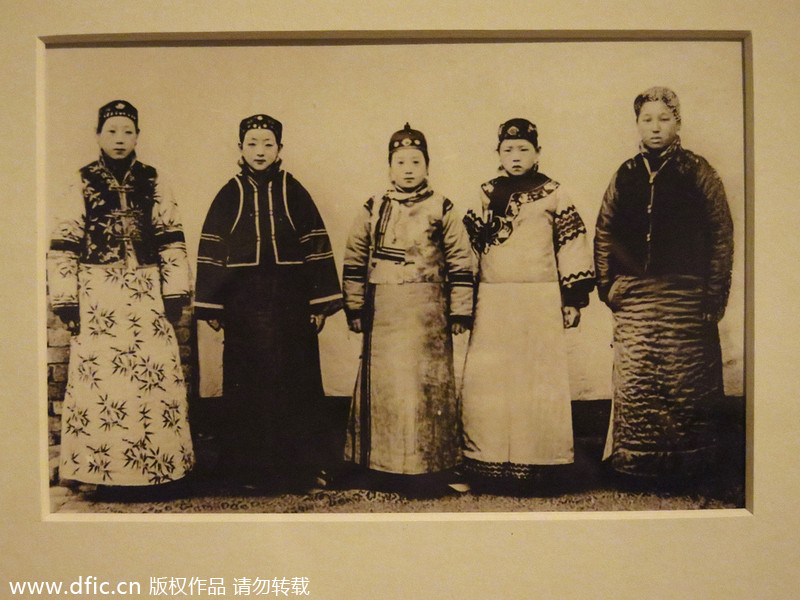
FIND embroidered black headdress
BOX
[497,118,538,150]
[388,123,429,164]
[97,100,138,133]
[239,114,283,143]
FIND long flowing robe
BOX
[594,139,734,477]
[194,161,342,481]
[342,183,475,475]
[47,153,194,486]
[460,170,594,480]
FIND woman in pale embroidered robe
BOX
[47,100,194,488]
[461,118,595,489]
[342,124,475,489]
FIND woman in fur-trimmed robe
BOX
[460,118,595,487]
[594,87,734,479]
[47,100,194,487]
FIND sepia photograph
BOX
[7,2,800,598]
[43,34,747,515]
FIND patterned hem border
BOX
[462,457,539,480]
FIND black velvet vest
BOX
[78,159,160,266]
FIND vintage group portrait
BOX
[42,33,748,515]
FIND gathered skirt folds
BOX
[345,283,460,475]
[59,265,194,486]
[460,282,574,479]
[220,267,328,481]
[603,275,725,477]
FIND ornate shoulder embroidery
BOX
[511,180,560,211]
[464,179,560,253]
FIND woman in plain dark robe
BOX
[195,114,343,492]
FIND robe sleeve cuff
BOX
[344,307,363,322]
[561,278,595,309]
[448,314,474,329]
[310,296,344,317]
[194,302,224,321]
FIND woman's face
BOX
[96,116,138,160]
[390,147,428,189]
[239,129,281,170]
[636,100,680,150]
[498,139,539,176]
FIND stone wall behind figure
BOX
[46,304,195,485]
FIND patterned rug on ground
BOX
[51,485,742,514]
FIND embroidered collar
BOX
[465,172,559,253]
[483,171,555,218]
[384,180,434,204]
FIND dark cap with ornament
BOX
[497,118,539,150]
[97,100,139,133]
[388,123,429,164]
[239,114,283,144]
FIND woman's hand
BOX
[310,314,326,333]
[54,306,80,335]
[348,318,363,333]
[206,319,223,332]
[163,297,186,323]
[702,309,725,324]
[562,306,581,328]
[451,322,468,335]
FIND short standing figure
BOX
[194,114,343,492]
[48,100,194,490]
[594,87,734,482]
[460,118,595,491]
[342,124,475,495]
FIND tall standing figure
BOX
[48,100,194,488]
[195,114,343,491]
[342,124,475,490]
[594,87,734,481]
[460,118,595,490]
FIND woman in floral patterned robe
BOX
[47,101,194,488]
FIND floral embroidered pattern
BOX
[63,402,91,437]
[86,303,117,338]
[463,210,510,254]
[78,159,163,267]
[151,310,174,342]
[76,353,102,390]
[58,266,193,485]
[465,180,562,253]
[97,395,129,431]
[86,443,113,481]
